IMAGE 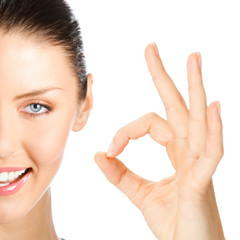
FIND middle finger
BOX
[187,53,207,158]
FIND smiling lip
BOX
[0,167,28,173]
[0,169,32,196]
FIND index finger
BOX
[106,112,176,169]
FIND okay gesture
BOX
[95,43,225,240]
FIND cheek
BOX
[22,110,75,168]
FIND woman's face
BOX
[0,32,92,223]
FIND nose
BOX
[0,110,18,159]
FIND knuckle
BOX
[164,96,186,112]
[131,181,145,209]
[164,102,175,112]
[179,96,187,108]
[215,147,224,162]
[117,167,128,186]
[114,127,126,141]
[145,112,159,120]
[189,114,201,123]
[116,126,125,135]
[219,147,224,159]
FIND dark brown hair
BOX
[0,0,87,103]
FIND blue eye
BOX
[22,102,52,118]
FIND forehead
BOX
[0,31,75,89]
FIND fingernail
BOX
[216,101,221,117]
[107,141,115,157]
[197,52,202,70]
[153,42,159,57]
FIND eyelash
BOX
[22,102,53,118]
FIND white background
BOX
[51,0,240,239]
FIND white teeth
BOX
[14,171,19,179]
[9,172,15,182]
[0,172,8,182]
[0,169,27,185]
[0,182,10,187]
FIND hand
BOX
[94,43,225,240]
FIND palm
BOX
[140,175,178,239]
[95,43,223,239]
[138,159,206,239]
[131,132,216,239]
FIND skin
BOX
[95,43,225,239]
[0,31,93,240]
[0,30,224,239]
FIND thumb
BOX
[94,152,154,209]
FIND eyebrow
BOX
[13,87,63,101]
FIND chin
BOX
[0,192,36,225]
[0,204,26,224]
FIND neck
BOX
[0,188,59,240]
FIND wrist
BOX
[174,180,225,240]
